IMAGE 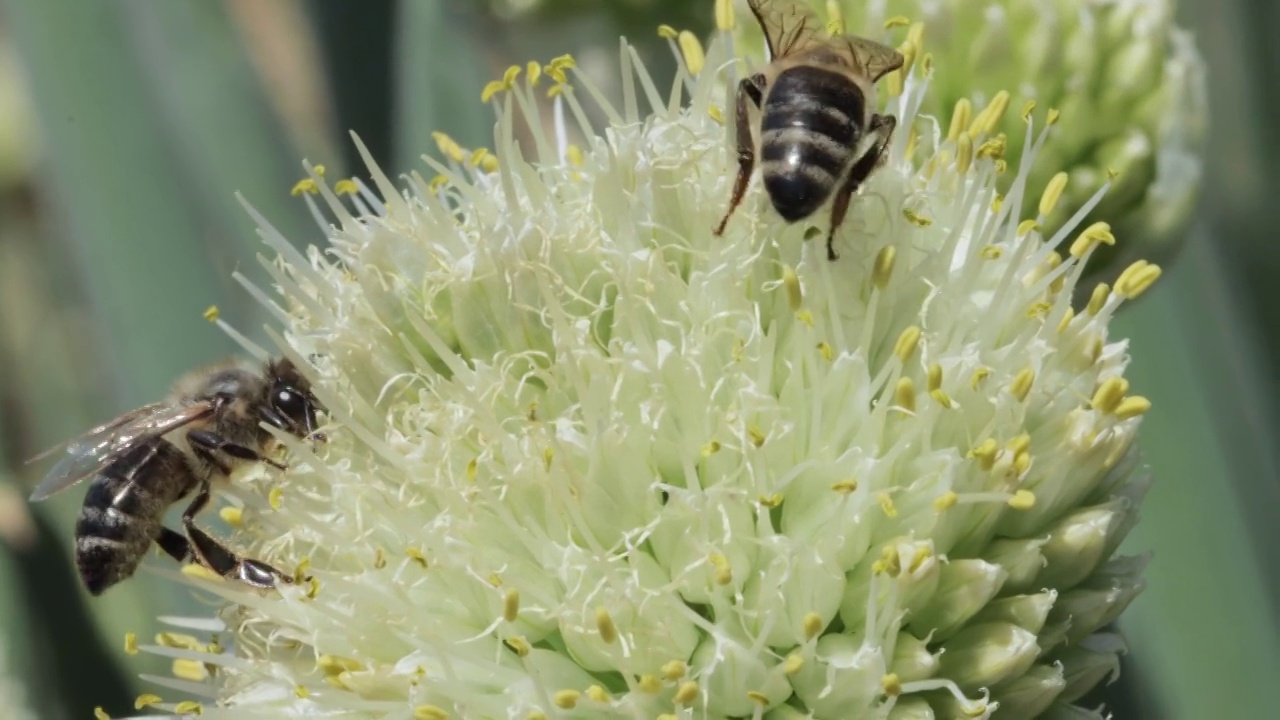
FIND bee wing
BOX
[747,0,826,59]
[27,401,215,501]
[843,35,905,82]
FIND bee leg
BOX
[180,480,292,590]
[825,113,898,261]
[188,428,288,471]
[155,526,192,563]
[713,73,766,236]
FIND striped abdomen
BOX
[760,65,866,221]
[74,438,195,595]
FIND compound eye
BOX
[274,387,308,422]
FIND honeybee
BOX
[712,0,904,260]
[28,357,324,595]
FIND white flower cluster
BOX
[124,13,1160,720]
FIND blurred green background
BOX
[0,1,1273,718]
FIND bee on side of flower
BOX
[713,0,903,260]
[27,357,325,595]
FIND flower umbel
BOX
[135,15,1155,720]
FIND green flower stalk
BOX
[0,641,35,720]
[122,11,1160,720]
[743,0,1206,292]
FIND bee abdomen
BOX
[74,463,163,595]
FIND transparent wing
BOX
[844,35,905,82]
[28,401,215,501]
[747,0,826,59]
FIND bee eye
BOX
[273,387,309,422]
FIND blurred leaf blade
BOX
[1115,233,1280,720]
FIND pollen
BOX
[947,98,972,142]
[1115,395,1152,419]
[926,363,943,391]
[934,491,959,510]
[156,632,202,650]
[294,685,310,699]
[894,377,916,413]
[979,244,1002,260]
[1020,100,1036,122]
[674,681,700,705]
[290,178,318,196]
[586,685,610,702]
[1039,172,1069,217]
[715,0,735,31]
[747,689,770,705]
[202,305,219,322]
[134,694,163,710]
[758,492,783,508]
[882,673,903,696]
[503,589,520,622]
[977,134,1006,160]
[1069,222,1117,258]
[1008,490,1036,510]
[969,439,999,470]
[709,552,733,585]
[639,674,662,693]
[1010,367,1035,402]
[554,690,581,709]
[1091,377,1130,414]
[677,31,705,75]
[431,131,466,164]
[95,708,110,720]
[902,207,932,226]
[802,611,824,640]
[333,178,358,195]
[172,659,209,681]
[526,61,542,87]
[657,24,677,39]
[414,707,449,720]
[894,325,922,362]
[219,506,243,527]
[795,309,814,326]
[505,636,531,657]
[748,425,766,447]
[970,367,991,389]
[124,632,138,655]
[831,478,858,494]
[661,660,687,680]
[783,265,803,309]
[268,486,284,510]
[173,701,203,715]
[596,607,618,644]
[1114,260,1162,299]
[872,246,897,288]
[817,341,835,361]
[406,547,429,568]
[877,491,898,518]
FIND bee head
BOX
[263,358,326,442]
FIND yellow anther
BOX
[904,128,919,161]
[831,478,858,494]
[977,134,1006,160]
[1087,283,1111,315]
[882,673,903,696]
[123,631,139,655]
[709,552,733,585]
[1008,490,1036,509]
[291,178,318,196]
[872,246,897,289]
[906,21,925,51]
[715,0,735,30]
[505,636,531,657]
[1069,221,1116,258]
[1057,307,1076,334]
[95,708,110,720]
[547,54,575,71]
[678,31,706,75]
[333,178,358,195]
[877,491,898,518]
[955,133,973,175]
[1039,172,1069,217]
[312,165,326,177]
[173,701,202,715]
[135,694,162,710]
[1047,108,1061,125]
[526,61,542,87]
[373,547,387,569]
[202,305,219,322]
[1107,166,1120,180]
[545,80,567,97]
[428,174,449,193]
[795,309,814,326]
[182,564,221,582]
[561,145,584,170]
[979,245,1002,260]
[1010,368,1035,402]
[971,367,991,389]
[586,685,610,702]
[825,1,845,34]
[1027,301,1052,319]
[934,491,958,510]
[674,681,699,705]
[947,98,973,142]
[1090,336,1105,364]
[884,15,911,28]
[748,425,766,447]
[921,52,934,75]
[305,576,320,599]
[1007,433,1031,456]
[503,589,520,622]
[639,674,662,693]
[783,653,805,674]
[172,659,208,681]
[527,714,548,720]
[817,341,835,362]
[295,685,310,699]
[156,632,202,650]
[894,377,916,413]
[406,547,428,568]
[1012,449,1032,475]
[544,447,555,471]
[468,147,487,167]
[783,265,802,309]
[596,607,618,644]
[267,486,283,510]
[930,389,954,408]
[1017,219,1040,236]
[480,80,506,102]
[701,440,721,457]
[707,104,723,124]
[1115,260,1162,299]
[414,706,449,720]
[902,208,932,226]
[802,611,824,640]
[926,363,943,392]
[969,90,1010,137]
[501,65,521,88]
[431,131,466,163]
[554,690,581,709]
[969,438,999,470]
[1115,395,1152,419]
[467,457,479,481]
[747,690,770,705]
[1020,100,1036,122]
[657,24,678,39]
[661,660,687,680]
[894,325,921,362]
[1091,377,1130,414]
